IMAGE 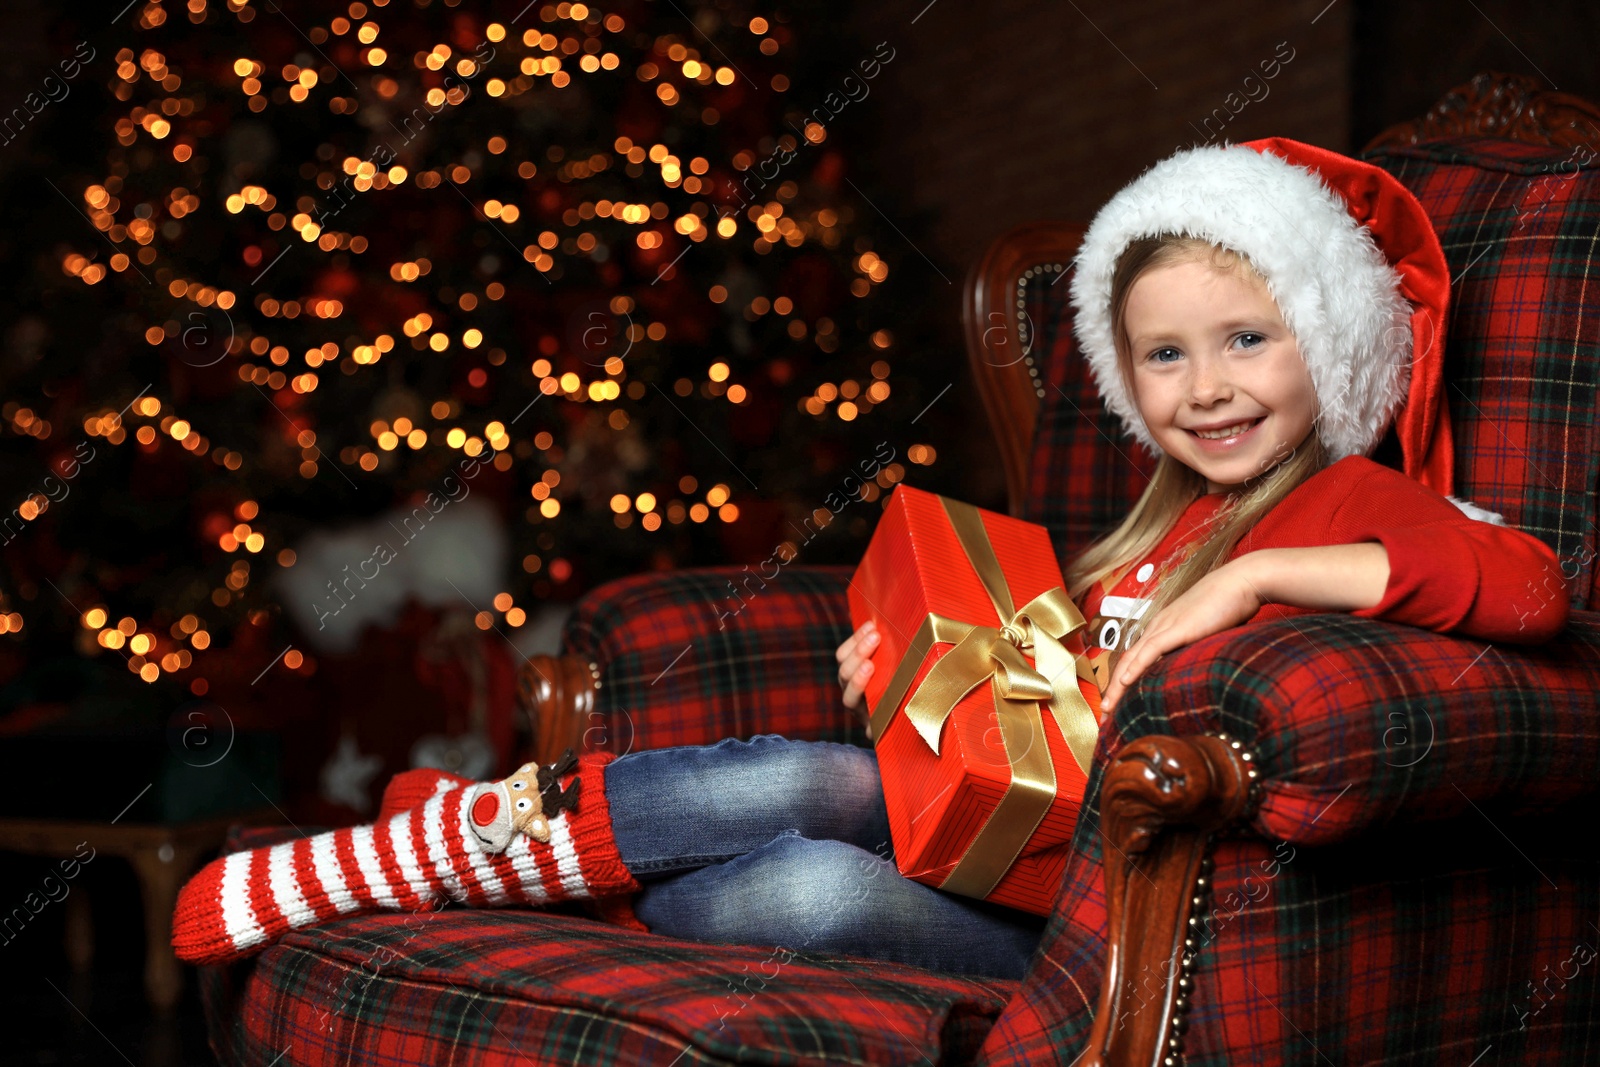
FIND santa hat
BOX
[1068,137,1503,523]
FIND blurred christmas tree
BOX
[0,0,947,700]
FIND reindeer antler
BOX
[536,747,583,818]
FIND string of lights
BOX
[9,0,941,701]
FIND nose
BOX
[472,788,501,826]
[1186,352,1232,406]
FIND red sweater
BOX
[1075,456,1570,683]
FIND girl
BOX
[171,138,1568,983]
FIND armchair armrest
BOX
[1107,609,1600,846]
[976,610,1600,1067]
[520,565,863,762]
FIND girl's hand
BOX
[1101,558,1265,715]
[836,619,881,738]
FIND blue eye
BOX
[1148,347,1182,364]
[1235,332,1265,350]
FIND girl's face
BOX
[1122,257,1318,494]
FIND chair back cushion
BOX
[1023,140,1600,609]
[1362,137,1600,609]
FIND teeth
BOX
[1193,420,1255,440]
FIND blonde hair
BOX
[1063,235,1332,641]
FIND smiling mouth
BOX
[1187,417,1265,440]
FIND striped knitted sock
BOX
[377,765,653,935]
[377,766,472,821]
[171,750,639,965]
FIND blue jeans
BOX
[604,734,1048,980]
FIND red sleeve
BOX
[1331,463,1570,643]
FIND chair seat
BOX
[199,829,1018,1067]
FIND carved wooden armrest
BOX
[517,655,600,766]
[1078,732,1262,1067]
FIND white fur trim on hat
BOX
[1069,143,1413,464]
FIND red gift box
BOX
[847,484,1104,915]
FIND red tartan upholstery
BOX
[1375,140,1600,607]
[977,819,1600,1066]
[560,564,863,752]
[972,613,1600,1064]
[198,132,1600,1066]
[201,828,1012,1067]
[1117,613,1600,847]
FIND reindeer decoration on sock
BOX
[467,749,583,848]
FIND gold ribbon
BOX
[867,496,1100,899]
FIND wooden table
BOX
[0,810,275,1010]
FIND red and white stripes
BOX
[172,752,638,965]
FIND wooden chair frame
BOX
[513,71,1600,1067]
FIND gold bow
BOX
[866,495,1101,899]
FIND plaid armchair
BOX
[200,74,1600,1066]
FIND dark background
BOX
[1,0,1594,1064]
